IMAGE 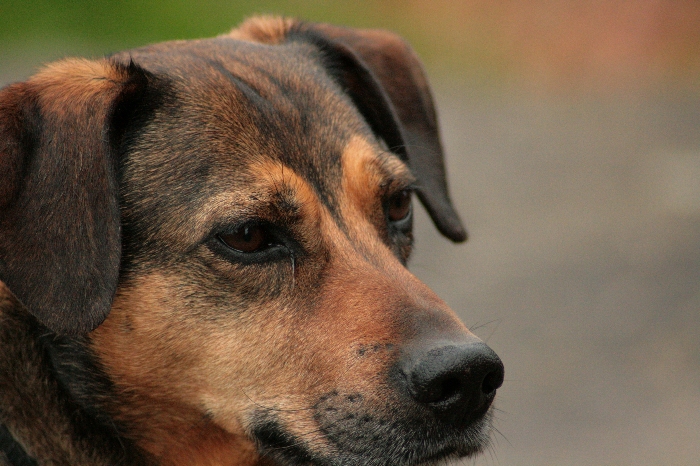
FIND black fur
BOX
[0,424,36,466]
[0,289,152,464]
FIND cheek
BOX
[91,274,264,406]
[91,272,330,424]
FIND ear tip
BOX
[439,219,468,243]
[0,274,114,336]
[27,298,111,336]
[448,226,468,243]
[47,314,108,336]
[416,191,468,243]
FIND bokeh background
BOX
[2,1,699,464]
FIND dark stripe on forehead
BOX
[209,60,272,112]
[216,53,296,102]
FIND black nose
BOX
[399,342,504,424]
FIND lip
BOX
[251,399,494,466]
[411,438,487,466]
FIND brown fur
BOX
[227,15,296,44]
[0,16,500,466]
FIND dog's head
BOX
[0,17,503,466]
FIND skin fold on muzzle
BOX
[0,15,503,466]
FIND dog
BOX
[0,16,504,466]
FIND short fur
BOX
[0,17,499,466]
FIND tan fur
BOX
[340,135,416,230]
[92,272,262,465]
[30,58,129,115]
[227,16,296,44]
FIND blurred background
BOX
[2,1,699,464]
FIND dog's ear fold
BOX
[0,59,148,335]
[297,23,467,242]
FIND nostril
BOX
[481,367,504,395]
[437,376,462,403]
[419,374,463,405]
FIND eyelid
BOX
[198,188,303,237]
[380,178,417,196]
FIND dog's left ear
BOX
[296,23,467,242]
[0,59,148,335]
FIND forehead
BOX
[118,37,408,229]
[122,37,372,193]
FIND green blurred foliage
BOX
[1,0,473,85]
[2,1,699,92]
[1,0,390,50]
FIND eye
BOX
[387,189,412,222]
[218,224,269,253]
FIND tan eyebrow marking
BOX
[341,135,415,213]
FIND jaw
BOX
[247,397,495,466]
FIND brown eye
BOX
[388,189,412,222]
[219,224,268,253]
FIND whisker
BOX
[468,319,499,334]
[491,426,511,447]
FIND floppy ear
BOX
[0,58,148,335]
[296,22,467,242]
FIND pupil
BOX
[242,226,253,242]
[219,224,267,253]
[389,190,411,221]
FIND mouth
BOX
[249,397,495,466]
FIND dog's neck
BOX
[0,283,268,466]
[0,282,149,465]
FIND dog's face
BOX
[0,17,503,466]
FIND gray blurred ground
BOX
[413,86,700,465]
[2,63,699,465]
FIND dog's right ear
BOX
[0,59,149,335]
